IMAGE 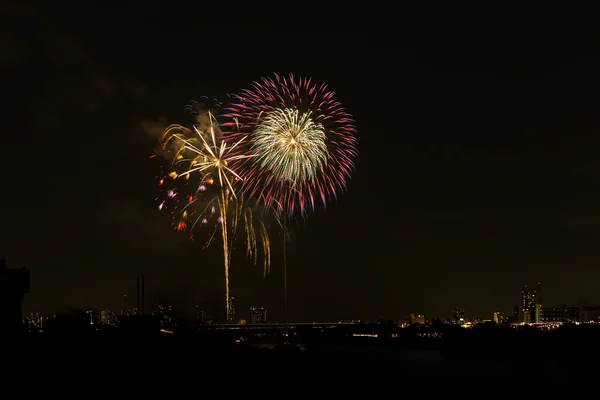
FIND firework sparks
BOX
[222,73,358,219]
[160,114,251,198]
[253,108,328,185]
[156,108,271,321]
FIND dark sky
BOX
[3,2,600,322]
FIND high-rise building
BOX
[521,286,537,323]
[196,304,204,325]
[121,293,130,316]
[535,304,542,323]
[250,307,272,324]
[452,306,465,324]
[535,282,543,323]
[227,297,236,323]
[493,312,502,323]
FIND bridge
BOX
[201,322,355,330]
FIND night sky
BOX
[3,3,600,322]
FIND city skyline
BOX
[3,4,600,321]
[8,257,593,324]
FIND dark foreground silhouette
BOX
[7,323,598,388]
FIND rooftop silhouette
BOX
[0,258,29,335]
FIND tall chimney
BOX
[141,274,145,315]
[123,293,128,316]
[136,276,140,315]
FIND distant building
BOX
[250,307,272,324]
[227,297,236,323]
[86,309,100,325]
[25,312,46,332]
[493,312,502,323]
[152,305,173,328]
[410,313,425,325]
[535,304,543,323]
[541,305,580,323]
[509,305,519,323]
[579,306,600,322]
[536,282,543,323]
[532,305,600,323]
[452,306,465,324]
[196,304,204,325]
[121,294,130,316]
[100,309,118,326]
[521,286,537,323]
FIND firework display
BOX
[155,105,271,321]
[222,73,358,219]
[155,75,358,322]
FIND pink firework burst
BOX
[221,73,358,218]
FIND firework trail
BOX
[222,72,358,219]
[155,103,271,321]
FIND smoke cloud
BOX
[140,98,226,161]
